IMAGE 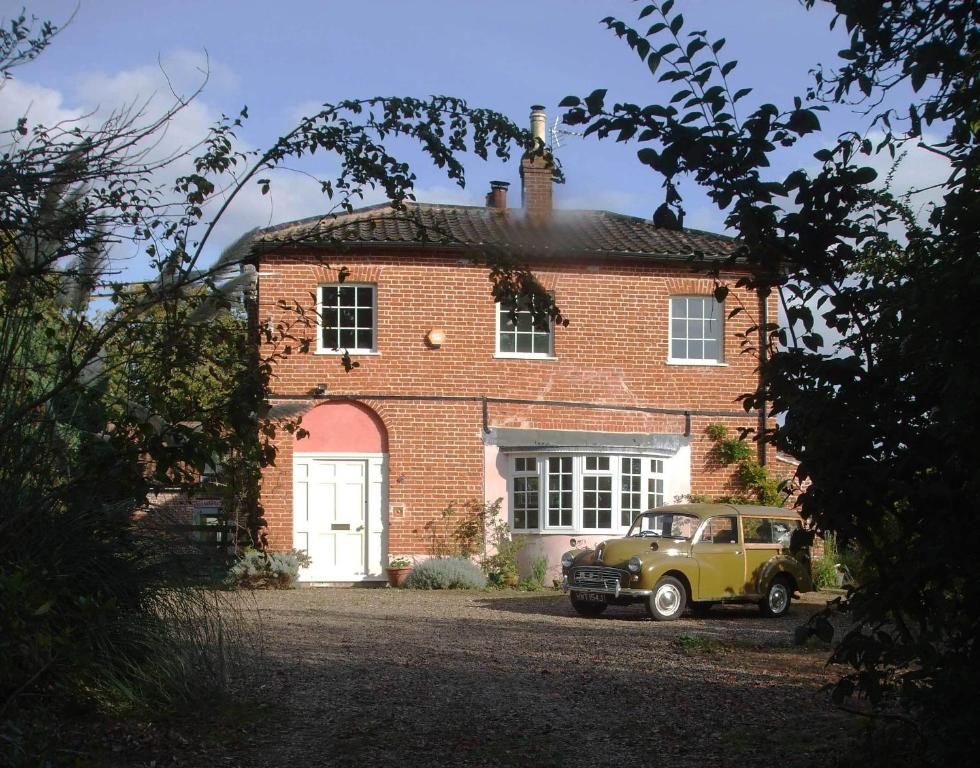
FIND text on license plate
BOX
[582,592,606,603]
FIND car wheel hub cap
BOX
[770,585,788,613]
[656,585,680,615]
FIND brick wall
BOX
[256,248,778,554]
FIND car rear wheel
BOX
[647,576,687,621]
[760,576,792,618]
[570,594,607,617]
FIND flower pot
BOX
[386,566,412,587]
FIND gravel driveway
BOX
[203,588,854,768]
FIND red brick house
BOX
[251,107,778,583]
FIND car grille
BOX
[571,566,624,591]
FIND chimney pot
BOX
[530,105,547,144]
[522,105,553,219]
[486,180,509,210]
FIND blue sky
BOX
[2,0,948,267]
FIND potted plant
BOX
[385,556,413,587]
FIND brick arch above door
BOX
[295,400,388,453]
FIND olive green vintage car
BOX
[561,503,814,621]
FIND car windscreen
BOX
[628,512,700,539]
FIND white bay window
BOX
[510,453,668,533]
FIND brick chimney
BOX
[520,105,554,220]
[486,180,509,210]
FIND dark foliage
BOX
[562,0,978,761]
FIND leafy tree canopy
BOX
[562,0,978,760]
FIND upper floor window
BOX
[318,284,376,353]
[669,296,723,364]
[496,300,553,358]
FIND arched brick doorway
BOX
[293,401,388,582]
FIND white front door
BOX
[294,459,368,581]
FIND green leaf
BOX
[853,166,878,184]
[732,87,751,101]
[558,96,581,108]
[637,147,660,167]
[584,89,607,114]
[669,14,683,35]
[638,4,656,19]
[648,53,661,76]
[661,0,675,14]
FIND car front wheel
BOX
[647,576,687,621]
[760,576,792,618]
[570,594,607,617]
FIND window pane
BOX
[703,339,719,362]
[339,328,355,348]
[672,339,686,359]
[500,333,515,352]
[585,457,596,471]
[357,329,372,350]
[597,457,610,471]
[357,308,372,327]
[671,297,687,319]
[356,286,372,305]
[688,340,704,359]
[516,333,533,353]
[323,286,338,305]
[547,455,572,528]
[339,286,356,305]
[532,332,549,354]
[339,307,355,327]
[743,517,768,544]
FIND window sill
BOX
[666,359,728,367]
[493,353,558,361]
[315,350,381,356]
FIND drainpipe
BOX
[758,289,769,466]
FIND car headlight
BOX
[628,556,642,573]
[561,552,575,569]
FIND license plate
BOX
[581,592,607,603]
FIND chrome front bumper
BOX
[561,575,652,598]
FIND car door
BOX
[690,515,745,600]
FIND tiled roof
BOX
[257,203,735,261]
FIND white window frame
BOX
[316,283,378,355]
[508,451,673,534]
[544,455,575,530]
[494,300,555,359]
[668,295,725,365]
[511,456,541,531]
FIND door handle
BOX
[734,549,742,555]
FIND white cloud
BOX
[0,77,82,128]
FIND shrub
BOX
[402,557,487,590]
[227,549,310,589]
[811,533,863,589]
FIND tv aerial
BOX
[550,114,583,149]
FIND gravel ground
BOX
[87,589,854,767]
[205,588,853,768]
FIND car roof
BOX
[649,503,803,520]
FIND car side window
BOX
[700,516,738,544]
[744,517,797,545]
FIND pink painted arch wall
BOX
[294,400,388,453]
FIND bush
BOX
[402,557,487,590]
[812,533,864,589]
[227,549,310,589]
